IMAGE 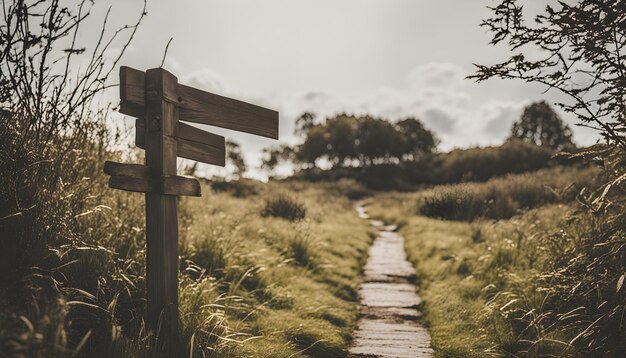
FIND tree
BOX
[294,112,316,136]
[470,0,626,151]
[295,124,328,168]
[226,140,246,178]
[510,101,574,150]
[291,113,439,168]
[356,116,400,165]
[396,117,439,159]
[470,1,626,355]
[324,115,359,167]
[261,144,293,175]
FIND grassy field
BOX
[367,165,626,357]
[0,135,374,358]
[178,179,374,357]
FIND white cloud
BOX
[409,62,465,90]
[422,107,457,134]
[283,62,527,150]
[481,101,527,137]
[141,61,597,180]
[181,68,226,94]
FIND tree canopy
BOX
[292,114,438,169]
[510,101,574,150]
[225,140,246,178]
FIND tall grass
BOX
[179,181,373,357]
[0,133,373,357]
[368,162,626,357]
[261,194,307,222]
[418,166,599,221]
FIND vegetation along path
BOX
[349,204,433,357]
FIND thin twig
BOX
[160,37,173,68]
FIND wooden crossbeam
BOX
[109,66,279,356]
[104,161,201,197]
[135,118,226,166]
[120,66,279,139]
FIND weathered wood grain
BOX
[104,160,151,178]
[178,83,278,139]
[136,118,226,166]
[109,174,153,193]
[120,66,278,139]
[119,66,146,118]
[104,161,201,197]
[144,68,180,357]
[161,175,201,197]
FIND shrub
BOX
[418,166,598,221]
[434,139,555,183]
[261,194,307,221]
[292,139,571,191]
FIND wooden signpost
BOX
[104,66,278,355]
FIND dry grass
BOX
[417,166,599,221]
[368,165,626,357]
[0,125,373,358]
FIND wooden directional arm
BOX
[104,161,201,197]
[135,118,226,166]
[120,66,279,139]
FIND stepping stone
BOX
[349,208,433,357]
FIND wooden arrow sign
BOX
[104,66,279,356]
[120,66,279,139]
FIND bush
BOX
[292,139,574,191]
[435,139,554,183]
[261,194,307,221]
[418,166,599,221]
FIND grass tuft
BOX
[261,194,307,221]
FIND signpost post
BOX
[104,66,278,355]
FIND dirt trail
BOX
[349,204,433,358]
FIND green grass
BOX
[179,180,373,357]
[367,165,626,357]
[0,126,373,358]
[417,166,598,221]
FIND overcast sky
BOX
[84,0,599,179]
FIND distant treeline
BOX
[264,101,580,190]
[291,139,582,190]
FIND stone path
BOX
[349,204,433,358]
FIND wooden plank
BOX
[178,84,279,139]
[143,68,180,357]
[119,66,145,118]
[108,174,201,196]
[109,174,154,193]
[104,160,151,178]
[136,118,226,166]
[104,161,201,196]
[162,175,201,197]
[177,139,225,167]
[120,67,279,139]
